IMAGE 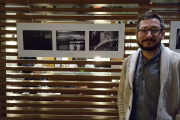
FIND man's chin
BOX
[140,46,159,51]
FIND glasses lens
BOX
[138,28,161,36]
[139,28,148,35]
[151,28,160,35]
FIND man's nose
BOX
[146,30,152,37]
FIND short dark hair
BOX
[137,11,165,31]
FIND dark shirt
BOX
[129,46,161,120]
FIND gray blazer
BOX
[118,44,180,120]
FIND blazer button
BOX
[129,106,131,109]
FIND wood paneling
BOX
[0,0,177,119]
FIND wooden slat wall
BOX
[0,0,179,120]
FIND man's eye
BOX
[152,29,159,32]
[140,29,147,32]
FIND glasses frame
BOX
[137,27,162,36]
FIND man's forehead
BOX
[139,18,161,28]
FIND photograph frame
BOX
[17,23,125,58]
[169,21,180,53]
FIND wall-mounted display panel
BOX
[17,23,125,58]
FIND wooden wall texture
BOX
[0,0,180,120]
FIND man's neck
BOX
[141,48,159,60]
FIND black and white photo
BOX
[170,21,180,53]
[23,30,52,50]
[89,31,119,51]
[56,31,85,51]
[176,29,180,49]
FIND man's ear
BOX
[161,30,165,40]
[135,31,138,39]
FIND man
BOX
[118,11,180,120]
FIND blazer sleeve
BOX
[175,58,180,120]
[118,58,128,120]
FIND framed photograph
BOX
[17,23,125,58]
[170,21,180,53]
[23,30,52,50]
[89,31,119,51]
[56,31,85,51]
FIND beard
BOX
[137,39,161,51]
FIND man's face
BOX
[136,18,165,51]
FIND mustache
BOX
[142,39,156,43]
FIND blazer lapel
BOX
[128,43,170,88]
[129,49,141,85]
[160,44,171,89]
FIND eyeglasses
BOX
[137,27,162,36]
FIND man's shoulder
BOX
[122,54,134,67]
[162,45,180,60]
[166,49,180,65]
[124,55,132,62]
[169,49,180,59]
[124,50,139,62]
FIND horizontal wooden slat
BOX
[0,23,171,30]
[164,20,177,24]
[141,4,180,8]
[125,40,137,43]
[0,38,17,41]
[1,15,179,21]
[0,0,149,4]
[0,52,18,56]
[5,87,118,95]
[162,18,180,21]
[125,24,137,27]
[0,60,123,65]
[0,30,17,34]
[1,80,119,88]
[0,94,117,102]
[0,30,142,35]
[3,100,118,108]
[0,115,119,120]
[0,45,17,49]
[0,66,122,72]
[124,43,169,50]
[0,8,149,12]
[0,23,16,27]
[0,22,137,28]
[124,47,138,50]
[0,15,138,20]
[155,12,180,16]
[164,36,170,39]
[124,36,170,41]
[0,22,121,27]
[0,30,135,35]
[0,73,120,81]
[125,40,169,45]
[3,108,118,116]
